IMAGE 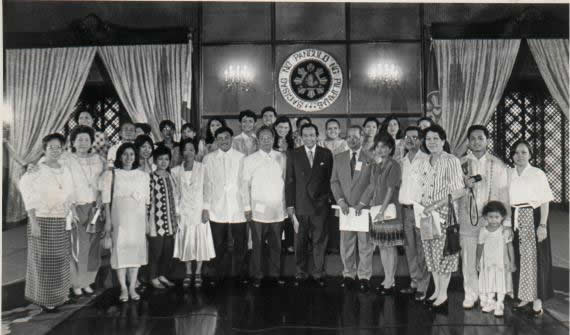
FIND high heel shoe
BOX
[532,308,544,317]
[129,291,140,301]
[119,290,129,303]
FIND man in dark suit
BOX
[330,125,374,291]
[286,123,334,287]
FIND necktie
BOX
[350,152,357,178]
[308,150,314,168]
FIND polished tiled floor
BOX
[46,278,568,335]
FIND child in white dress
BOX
[476,201,516,317]
[172,138,216,289]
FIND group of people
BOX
[18,106,554,320]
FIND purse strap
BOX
[447,193,458,226]
[110,168,116,212]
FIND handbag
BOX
[370,204,404,246]
[443,194,461,256]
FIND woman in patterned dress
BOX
[102,143,150,302]
[172,138,216,288]
[417,125,465,310]
[19,133,78,312]
[147,145,179,289]
[63,126,106,297]
[509,140,553,316]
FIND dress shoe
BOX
[430,300,448,313]
[512,302,531,312]
[294,275,306,287]
[276,277,286,286]
[414,291,427,301]
[83,286,95,295]
[71,288,83,298]
[400,286,417,295]
[42,305,60,313]
[377,286,394,296]
[359,279,370,292]
[463,297,478,310]
[482,301,495,313]
[252,278,262,288]
[340,277,355,288]
[315,278,326,288]
[494,303,504,317]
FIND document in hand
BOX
[412,202,442,236]
[332,205,370,232]
[292,214,300,234]
[369,204,397,222]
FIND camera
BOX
[468,174,482,183]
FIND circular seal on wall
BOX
[278,49,343,112]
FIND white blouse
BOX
[100,169,150,205]
[60,153,105,204]
[509,165,554,209]
[19,164,75,217]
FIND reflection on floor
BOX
[47,278,568,335]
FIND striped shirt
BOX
[416,152,464,220]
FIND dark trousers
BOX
[281,218,295,250]
[148,235,174,280]
[326,210,340,252]
[251,221,282,279]
[295,214,328,279]
[210,222,248,280]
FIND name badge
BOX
[255,203,266,213]
[355,161,363,171]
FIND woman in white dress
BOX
[102,142,150,302]
[172,138,215,289]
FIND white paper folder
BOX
[332,205,370,232]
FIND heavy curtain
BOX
[98,43,191,139]
[528,39,569,119]
[5,47,96,222]
[434,39,521,155]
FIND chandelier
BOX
[368,62,401,90]
[223,64,253,92]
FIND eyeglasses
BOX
[404,136,419,140]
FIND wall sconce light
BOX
[368,62,401,90]
[223,64,253,92]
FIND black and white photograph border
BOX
[1,1,569,334]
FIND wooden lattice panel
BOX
[487,91,568,203]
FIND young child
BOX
[147,145,179,289]
[476,201,516,317]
